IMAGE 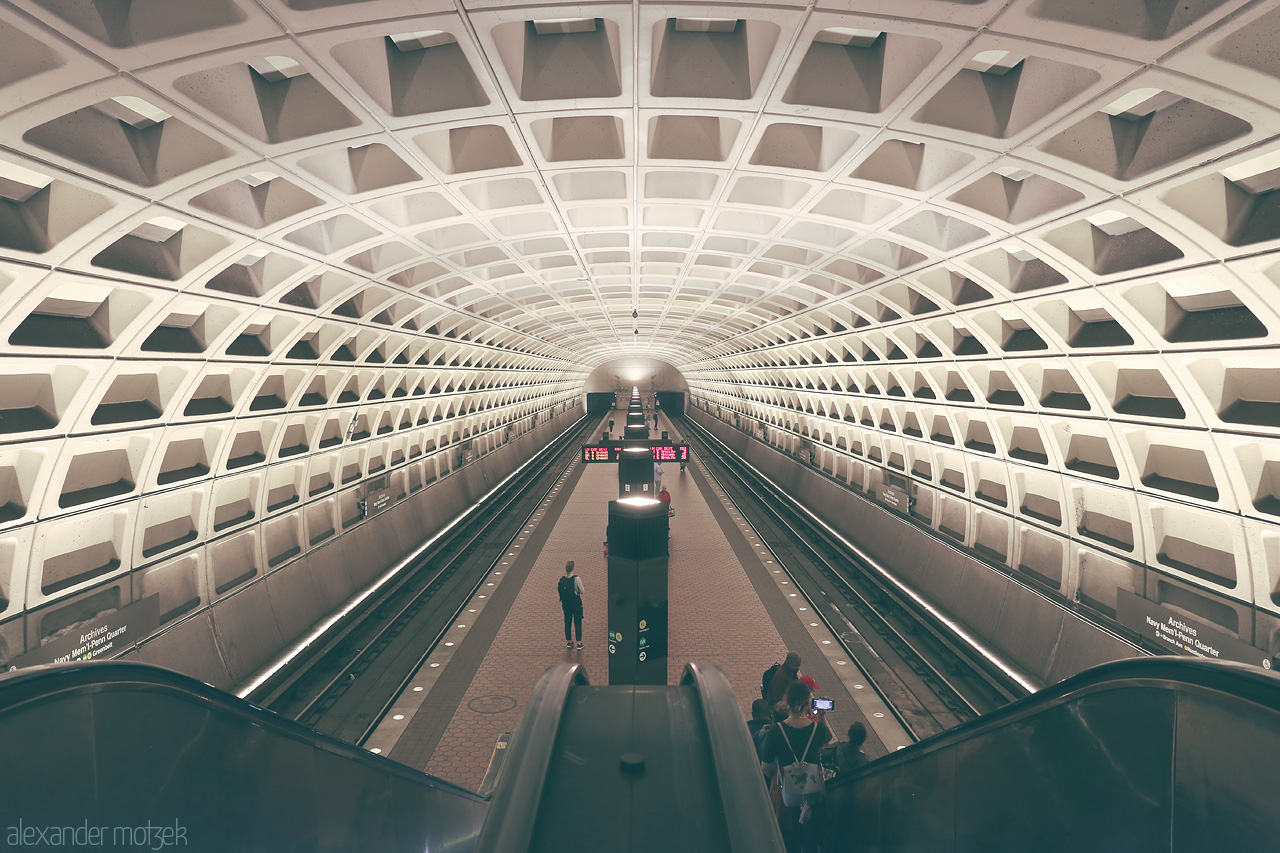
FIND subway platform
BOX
[364,411,910,789]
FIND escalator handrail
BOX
[681,662,787,853]
[474,662,589,853]
[0,660,486,801]
[827,655,1280,785]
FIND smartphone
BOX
[813,697,834,712]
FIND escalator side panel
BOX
[401,771,485,853]
[0,676,487,853]
[954,687,1173,852]
[0,694,100,827]
[1174,692,1280,852]
[876,746,955,853]
[93,688,325,850]
[837,688,1177,852]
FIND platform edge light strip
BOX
[236,416,587,699]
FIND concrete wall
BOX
[689,405,1138,687]
[110,403,584,690]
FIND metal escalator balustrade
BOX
[822,657,1280,852]
[0,661,486,853]
[0,657,783,853]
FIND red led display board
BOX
[581,444,689,463]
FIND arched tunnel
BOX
[1,0,1279,687]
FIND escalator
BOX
[0,659,781,853]
[0,662,488,852]
[822,656,1280,852]
[473,662,781,853]
[4,657,1278,852]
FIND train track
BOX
[247,416,601,745]
[678,414,1025,741]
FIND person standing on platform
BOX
[765,651,802,708]
[654,461,664,493]
[608,417,615,435]
[558,561,584,650]
[657,486,672,536]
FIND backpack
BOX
[778,724,823,807]
[558,575,579,606]
[761,662,781,699]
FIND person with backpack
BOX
[759,681,833,850]
[558,561,584,650]
[764,651,802,707]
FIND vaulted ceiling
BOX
[2,0,1280,641]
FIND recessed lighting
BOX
[393,714,404,721]
[413,687,423,692]
[370,748,382,754]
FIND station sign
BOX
[1116,589,1271,668]
[878,483,908,512]
[8,595,161,670]
[363,474,394,518]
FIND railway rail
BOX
[246,415,600,745]
[678,414,1027,741]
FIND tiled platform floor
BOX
[377,410,897,790]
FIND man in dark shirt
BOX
[747,699,771,740]
[765,651,802,707]
[557,561,584,650]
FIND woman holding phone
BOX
[759,681,833,850]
